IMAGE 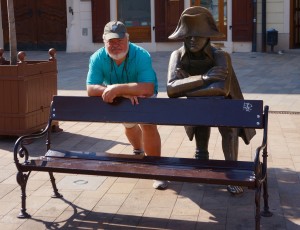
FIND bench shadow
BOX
[27,172,299,230]
[29,195,220,229]
[9,130,129,158]
[0,135,19,152]
[26,167,299,230]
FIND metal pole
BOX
[252,0,257,52]
[7,0,17,65]
[261,0,267,52]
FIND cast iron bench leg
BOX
[16,171,31,218]
[48,172,63,198]
[255,186,262,230]
[261,147,273,217]
[261,177,273,217]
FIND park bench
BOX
[14,95,272,229]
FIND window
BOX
[190,0,227,40]
[117,0,151,42]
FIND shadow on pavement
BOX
[20,166,299,229]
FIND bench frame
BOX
[14,96,272,229]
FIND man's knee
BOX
[140,125,160,138]
[140,124,158,133]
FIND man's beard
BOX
[106,44,129,61]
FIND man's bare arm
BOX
[87,84,106,96]
[87,83,155,104]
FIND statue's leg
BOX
[219,127,243,195]
[219,127,239,161]
[194,126,211,160]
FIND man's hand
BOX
[102,85,143,105]
[102,85,118,103]
[202,66,228,83]
[123,95,141,105]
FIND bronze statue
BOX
[167,6,256,194]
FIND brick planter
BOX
[0,49,58,136]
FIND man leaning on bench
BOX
[13,6,272,230]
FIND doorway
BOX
[290,0,300,48]
[118,0,151,43]
[232,0,253,41]
[1,0,67,51]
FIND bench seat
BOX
[22,149,256,188]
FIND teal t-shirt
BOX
[86,43,158,94]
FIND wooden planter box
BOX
[0,54,57,136]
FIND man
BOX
[167,7,256,194]
[86,21,167,190]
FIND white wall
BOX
[66,0,100,52]
[256,0,289,52]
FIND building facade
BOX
[0,0,299,53]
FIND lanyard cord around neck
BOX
[109,53,129,84]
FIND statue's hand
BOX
[202,66,228,83]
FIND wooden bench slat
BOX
[23,157,255,187]
[51,96,264,128]
[46,149,254,170]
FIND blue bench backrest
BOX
[50,96,265,129]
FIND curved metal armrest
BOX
[254,105,269,183]
[253,142,267,183]
[13,121,52,170]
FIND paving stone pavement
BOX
[0,49,300,229]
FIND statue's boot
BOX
[219,127,244,195]
[227,185,244,194]
[195,150,209,160]
[194,126,210,160]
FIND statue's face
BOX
[184,36,208,53]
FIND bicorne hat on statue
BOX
[168,6,224,40]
